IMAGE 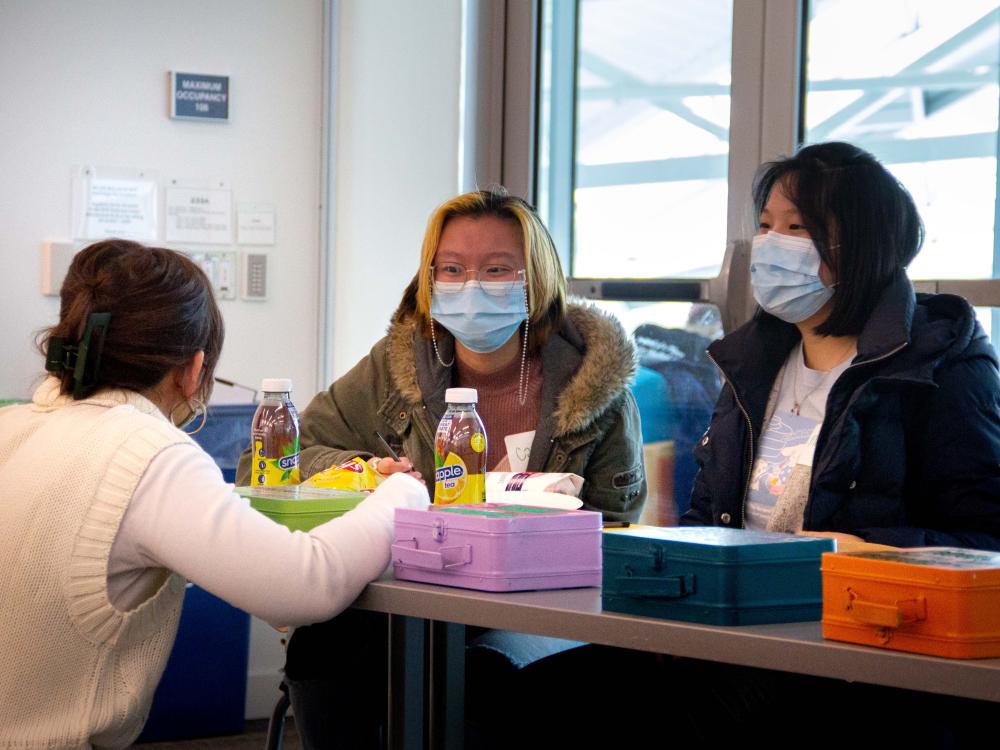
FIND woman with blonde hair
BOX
[240,186,644,517]
[244,187,646,748]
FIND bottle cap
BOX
[261,378,293,393]
[445,387,478,404]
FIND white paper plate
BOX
[489,490,584,510]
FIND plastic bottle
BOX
[251,378,301,486]
[434,387,488,504]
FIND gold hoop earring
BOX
[170,398,208,435]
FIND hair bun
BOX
[39,239,224,400]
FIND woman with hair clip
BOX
[684,140,1000,550]
[0,240,428,749]
[241,187,646,748]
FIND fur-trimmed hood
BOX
[385,300,637,438]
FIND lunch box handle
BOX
[845,589,927,628]
[392,539,473,571]
[614,574,695,599]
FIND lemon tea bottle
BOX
[251,378,301,486]
[434,388,487,504]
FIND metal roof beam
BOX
[809,8,999,141]
[576,133,994,190]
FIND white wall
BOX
[0,0,465,393]
[329,0,462,380]
[0,0,325,401]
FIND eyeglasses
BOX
[430,264,526,296]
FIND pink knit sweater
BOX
[456,354,543,469]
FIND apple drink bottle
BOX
[434,388,487,504]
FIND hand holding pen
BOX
[370,431,424,484]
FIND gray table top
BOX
[354,576,1000,703]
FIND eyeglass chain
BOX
[430,319,455,367]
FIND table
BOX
[352,577,1000,748]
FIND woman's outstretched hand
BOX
[370,456,424,484]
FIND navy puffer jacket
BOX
[683,275,1000,550]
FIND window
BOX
[804,0,1000,281]
[537,0,1000,344]
[538,0,735,279]
[804,0,1000,342]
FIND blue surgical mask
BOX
[750,231,834,323]
[431,280,528,353]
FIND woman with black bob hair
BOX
[0,240,427,747]
[753,141,924,337]
[518,143,1000,749]
[684,141,1000,550]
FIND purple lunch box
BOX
[392,503,603,592]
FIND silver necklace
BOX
[790,342,854,416]
[790,354,828,416]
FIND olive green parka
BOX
[237,301,646,521]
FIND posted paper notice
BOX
[237,204,276,245]
[166,186,233,244]
[74,176,157,241]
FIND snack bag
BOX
[303,456,384,492]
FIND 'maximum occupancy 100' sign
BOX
[170,72,229,121]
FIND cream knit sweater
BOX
[0,381,189,748]
[0,380,429,748]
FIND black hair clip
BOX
[45,312,112,399]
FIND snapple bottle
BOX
[251,378,301,486]
[434,388,487,504]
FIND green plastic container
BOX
[235,485,366,532]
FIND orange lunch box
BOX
[821,547,1000,659]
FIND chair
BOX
[264,679,291,750]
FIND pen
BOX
[374,431,402,462]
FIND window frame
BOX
[479,0,1000,334]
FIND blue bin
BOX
[631,366,677,444]
[137,584,252,741]
[137,403,257,742]
[195,403,258,483]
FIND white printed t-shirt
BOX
[745,342,853,530]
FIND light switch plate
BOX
[242,253,267,300]
[188,251,238,300]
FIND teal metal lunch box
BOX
[602,526,834,625]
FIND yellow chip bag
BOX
[303,456,384,492]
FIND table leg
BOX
[428,621,465,749]
[387,614,426,750]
